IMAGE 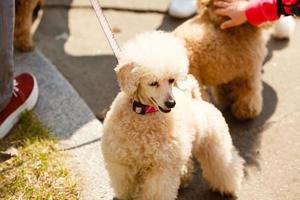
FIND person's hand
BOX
[214,0,249,29]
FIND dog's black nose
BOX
[165,99,176,109]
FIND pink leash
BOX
[89,0,158,114]
[89,0,123,63]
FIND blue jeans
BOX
[0,0,14,111]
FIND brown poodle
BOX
[174,0,267,120]
[14,0,44,52]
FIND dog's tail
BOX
[176,75,210,101]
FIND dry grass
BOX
[0,111,79,200]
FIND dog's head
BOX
[115,31,189,113]
[197,0,225,24]
[197,0,248,25]
[197,0,213,9]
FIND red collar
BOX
[132,99,158,115]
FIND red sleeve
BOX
[245,0,280,25]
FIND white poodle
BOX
[101,31,245,200]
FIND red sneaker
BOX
[0,73,39,139]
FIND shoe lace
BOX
[12,80,20,97]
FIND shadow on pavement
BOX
[35,2,119,119]
[263,37,290,65]
[157,14,187,31]
[226,82,278,167]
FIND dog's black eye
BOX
[149,81,159,87]
[169,79,175,84]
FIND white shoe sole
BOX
[0,75,39,139]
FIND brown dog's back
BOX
[174,12,266,86]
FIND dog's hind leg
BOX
[193,104,245,196]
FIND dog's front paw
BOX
[14,40,34,52]
[232,96,263,120]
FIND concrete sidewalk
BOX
[21,0,300,199]
[46,0,169,12]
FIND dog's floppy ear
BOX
[114,62,139,96]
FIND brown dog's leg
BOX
[212,84,234,109]
[230,73,263,120]
[14,0,42,52]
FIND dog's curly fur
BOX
[173,0,267,120]
[14,0,44,52]
[102,31,245,200]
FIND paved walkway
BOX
[22,0,300,199]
